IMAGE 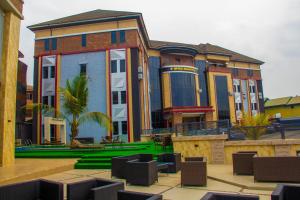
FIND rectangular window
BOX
[50,96,55,107]
[120,59,126,72]
[247,69,253,77]
[80,64,87,75]
[43,67,48,79]
[81,34,87,47]
[119,30,125,43]
[51,38,57,50]
[232,68,239,76]
[111,60,117,73]
[121,91,126,104]
[44,39,50,51]
[251,103,257,110]
[42,96,48,105]
[50,66,55,78]
[111,31,117,44]
[121,121,127,135]
[112,91,118,104]
[113,121,119,135]
[250,85,256,93]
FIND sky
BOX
[19,0,300,99]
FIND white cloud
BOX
[19,0,300,98]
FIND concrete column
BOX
[0,12,21,167]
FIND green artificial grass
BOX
[15,142,173,169]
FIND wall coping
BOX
[172,134,228,142]
[225,139,300,146]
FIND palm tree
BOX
[29,75,111,145]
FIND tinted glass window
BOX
[120,59,126,72]
[111,31,117,44]
[121,91,126,104]
[82,34,87,47]
[50,66,55,78]
[51,38,57,50]
[44,39,50,51]
[50,96,55,107]
[111,60,117,73]
[121,121,127,135]
[120,30,125,43]
[80,64,87,75]
[196,60,209,106]
[113,122,119,135]
[43,67,48,79]
[215,76,230,120]
[247,69,253,77]
[112,91,118,104]
[171,73,196,107]
[42,96,48,105]
[232,68,239,76]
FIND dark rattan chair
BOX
[67,178,124,200]
[117,190,163,200]
[157,153,181,173]
[271,184,300,200]
[253,156,300,182]
[181,157,207,186]
[232,151,257,175]
[0,179,63,200]
[125,159,158,186]
[201,192,259,200]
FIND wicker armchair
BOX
[201,192,259,200]
[232,151,257,175]
[118,190,163,200]
[253,156,300,182]
[271,184,300,200]
[157,153,181,173]
[181,157,207,186]
[125,160,158,186]
[67,178,124,200]
[0,179,63,200]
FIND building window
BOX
[43,67,48,79]
[27,93,33,100]
[51,38,57,50]
[119,30,125,43]
[249,85,256,93]
[235,103,242,111]
[111,31,117,44]
[44,39,50,51]
[42,96,48,105]
[50,66,55,78]
[232,68,239,76]
[247,69,253,77]
[121,121,127,135]
[50,96,55,107]
[121,91,126,104]
[120,59,126,72]
[113,121,119,135]
[80,64,87,76]
[112,91,118,104]
[81,34,87,47]
[251,103,257,110]
[111,60,117,73]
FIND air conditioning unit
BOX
[138,66,143,80]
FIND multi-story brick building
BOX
[28,9,265,144]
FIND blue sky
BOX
[19,0,300,99]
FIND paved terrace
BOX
[0,159,290,200]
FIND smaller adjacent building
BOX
[265,96,300,119]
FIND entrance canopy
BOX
[44,117,67,144]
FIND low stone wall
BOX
[172,135,300,164]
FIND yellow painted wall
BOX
[0,12,21,166]
[206,54,230,62]
[148,50,160,57]
[55,55,61,138]
[195,75,200,106]
[207,72,236,123]
[228,61,260,70]
[265,105,300,118]
[34,19,139,39]
[105,50,111,136]
[126,49,134,142]
[161,73,172,108]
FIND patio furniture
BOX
[118,190,162,200]
[181,157,207,186]
[201,192,259,200]
[75,137,94,144]
[253,156,300,182]
[67,178,124,200]
[157,162,169,173]
[112,154,153,179]
[125,159,158,186]
[0,179,63,200]
[232,151,257,175]
[157,153,181,173]
[271,184,300,200]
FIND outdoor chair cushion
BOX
[271,184,300,200]
[201,192,259,200]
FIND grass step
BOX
[77,158,111,163]
[74,162,111,169]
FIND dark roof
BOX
[28,9,142,30]
[150,40,264,64]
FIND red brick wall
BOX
[232,68,261,80]
[34,29,139,56]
